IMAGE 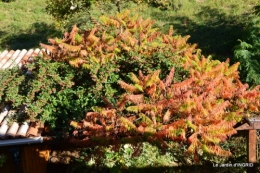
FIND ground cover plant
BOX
[66,136,247,173]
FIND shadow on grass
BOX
[0,22,62,50]
[151,5,250,62]
[0,30,5,37]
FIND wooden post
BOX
[247,130,257,173]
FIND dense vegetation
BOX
[0,0,260,172]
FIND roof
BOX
[0,49,44,146]
[0,48,44,70]
[0,104,43,138]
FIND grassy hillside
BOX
[0,0,61,51]
[0,0,259,60]
[81,0,259,61]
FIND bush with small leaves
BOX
[0,57,97,131]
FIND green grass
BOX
[133,0,259,61]
[0,0,61,51]
[73,0,259,62]
[0,0,259,61]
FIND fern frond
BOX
[125,94,144,104]
[147,31,160,42]
[165,67,175,87]
[120,117,136,131]
[171,78,193,93]
[118,81,139,93]
[138,70,145,80]
[126,106,139,113]
[134,84,144,92]
[210,100,231,116]
[201,134,221,144]
[145,70,161,87]
[204,145,232,157]
[187,138,201,154]
[224,62,240,76]
[144,126,156,134]
[159,81,166,92]
[129,72,140,84]
[186,120,197,131]
[139,113,153,126]
[116,97,127,110]
[146,84,156,97]
[59,43,81,52]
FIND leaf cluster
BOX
[40,10,193,102]
[0,58,96,130]
[70,51,260,160]
[234,16,260,87]
[45,0,94,22]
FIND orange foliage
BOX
[70,57,260,159]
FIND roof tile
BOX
[0,49,45,142]
[2,50,21,69]
[0,105,42,139]
[0,48,44,70]
[0,50,15,68]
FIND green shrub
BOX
[0,58,96,131]
[40,10,192,104]
[45,0,93,21]
[234,16,260,87]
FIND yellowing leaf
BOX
[134,84,144,92]
[129,72,140,84]
[186,120,197,130]
[139,113,153,125]
[120,117,136,130]
[126,106,139,113]
[145,70,160,87]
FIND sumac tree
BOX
[70,55,260,160]
[39,10,260,160]
[40,10,193,102]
